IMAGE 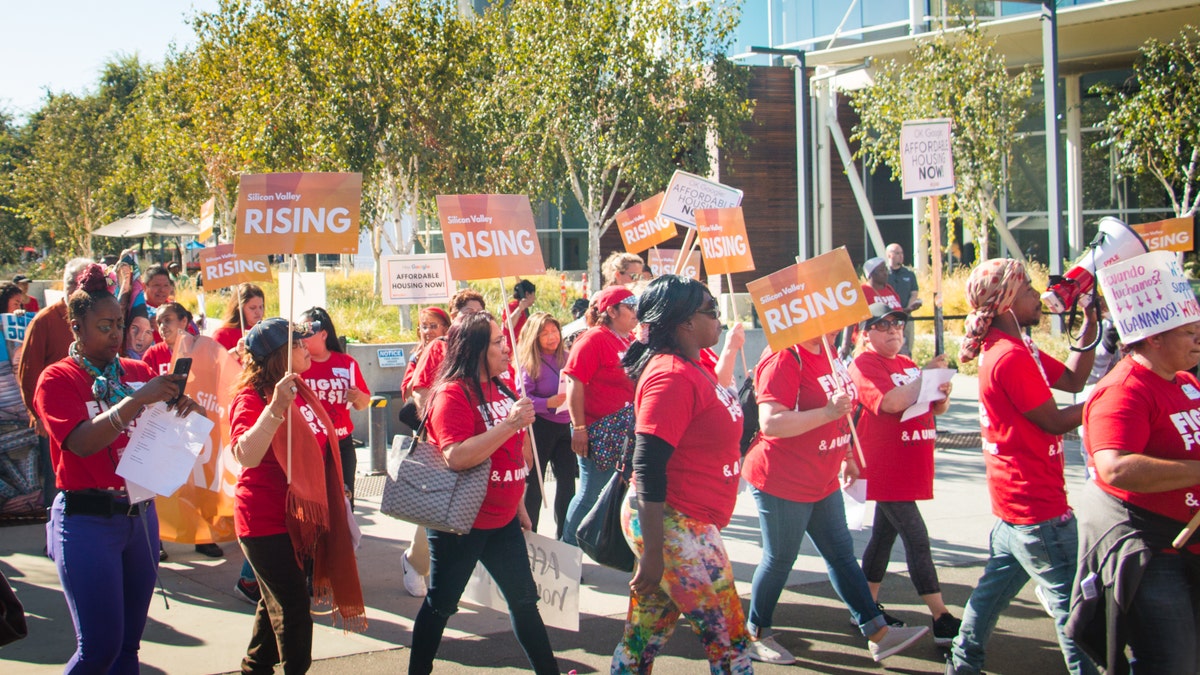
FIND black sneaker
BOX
[234,577,261,605]
[194,543,224,558]
[932,613,961,646]
[877,603,906,627]
[159,544,168,562]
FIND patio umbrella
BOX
[93,205,200,238]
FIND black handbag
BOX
[0,570,27,646]
[576,462,635,573]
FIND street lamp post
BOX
[751,46,810,262]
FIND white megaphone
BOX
[1041,216,1149,314]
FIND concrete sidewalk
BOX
[0,374,1087,674]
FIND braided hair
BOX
[68,264,117,323]
[622,275,711,383]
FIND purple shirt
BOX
[519,354,571,424]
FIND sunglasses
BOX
[870,319,905,331]
[695,305,721,320]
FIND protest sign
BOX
[436,194,546,281]
[658,170,743,229]
[198,244,272,290]
[197,197,216,242]
[1,313,31,371]
[1131,217,1195,253]
[381,254,453,305]
[277,272,327,323]
[648,248,701,280]
[900,119,955,198]
[616,193,677,253]
[234,172,362,256]
[1099,250,1200,344]
[462,531,582,631]
[747,248,871,353]
[696,207,755,275]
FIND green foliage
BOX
[1094,25,1200,218]
[850,20,1034,258]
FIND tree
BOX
[474,0,753,283]
[0,111,33,264]
[851,20,1034,261]
[1096,25,1200,218]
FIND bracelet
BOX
[572,425,587,432]
[107,408,127,432]
[265,407,285,423]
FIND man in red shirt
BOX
[947,259,1099,675]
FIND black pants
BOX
[409,518,558,675]
[339,436,356,509]
[524,416,576,539]
[861,500,941,596]
[239,533,312,674]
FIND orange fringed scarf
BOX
[268,379,367,632]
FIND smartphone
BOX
[169,358,192,405]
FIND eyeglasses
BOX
[695,306,721,320]
[292,340,308,349]
[870,319,905,331]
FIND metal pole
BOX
[1042,0,1063,334]
[796,53,810,262]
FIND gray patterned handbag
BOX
[380,429,491,535]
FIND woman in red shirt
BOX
[35,264,201,673]
[612,275,749,673]
[400,307,451,402]
[211,283,266,354]
[409,312,558,675]
[561,285,638,546]
[849,303,956,644]
[299,307,371,508]
[230,318,364,673]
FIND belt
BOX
[63,491,143,517]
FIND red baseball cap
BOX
[592,286,636,313]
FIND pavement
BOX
[0,373,1090,674]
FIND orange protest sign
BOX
[696,207,755,275]
[648,248,701,280]
[234,172,362,256]
[747,248,871,352]
[436,194,546,281]
[197,197,215,242]
[616,193,677,254]
[1131,217,1195,253]
[198,244,272,290]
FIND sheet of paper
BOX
[117,403,215,500]
[843,479,868,531]
[554,371,570,414]
[901,368,956,422]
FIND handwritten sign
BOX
[696,207,755,275]
[462,531,582,631]
[1131,217,1195,253]
[658,170,743,229]
[616,193,677,253]
[234,172,363,256]
[198,244,272,290]
[648,248,701,280]
[1099,250,1200,343]
[747,248,871,352]
[436,194,546,281]
[900,119,955,198]
[381,254,453,305]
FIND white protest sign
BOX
[461,530,582,631]
[900,119,955,198]
[657,170,743,229]
[1099,250,1200,344]
[381,254,453,305]
[277,272,327,323]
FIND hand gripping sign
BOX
[436,194,546,281]
[616,193,677,254]
[198,244,272,290]
[695,207,755,276]
[747,248,871,353]
[234,172,363,256]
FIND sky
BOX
[0,0,220,120]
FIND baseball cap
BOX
[863,302,908,330]
[863,257,886,278]
[12,275,30,285]
[593,286,636,313]
[245,317,320,363]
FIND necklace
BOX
[69,341,135,406]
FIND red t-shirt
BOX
[211,324,243,352]
[1085,357,1200,525]
[23,298,39,313]
[427,379,528,530]
[410,338,447,392]
[850,351,936,501]
[504,299,529,349]
[230,389,330,538]
[863,284,903,310]
[978,329,1069,524]
[563,326,634,425]
[635,354,744,527]
[743,345,857,502]
[303,351,371,440]
[141,342,173,376]
[34,358,155,491]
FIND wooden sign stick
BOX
[820,334,866,469]
[500,276,548,510]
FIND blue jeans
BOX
[950,515,1099,675]
[38,434,58,508]
[409,517,558,675]
[1127,553,1200,673]
[47,493,160,674]
[561,454,615,546]
[747,487,886,638]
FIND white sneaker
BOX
[869,625,929,662]
[746,634,796,665]
[401,551,427,598]
[1034,584,1054,617]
